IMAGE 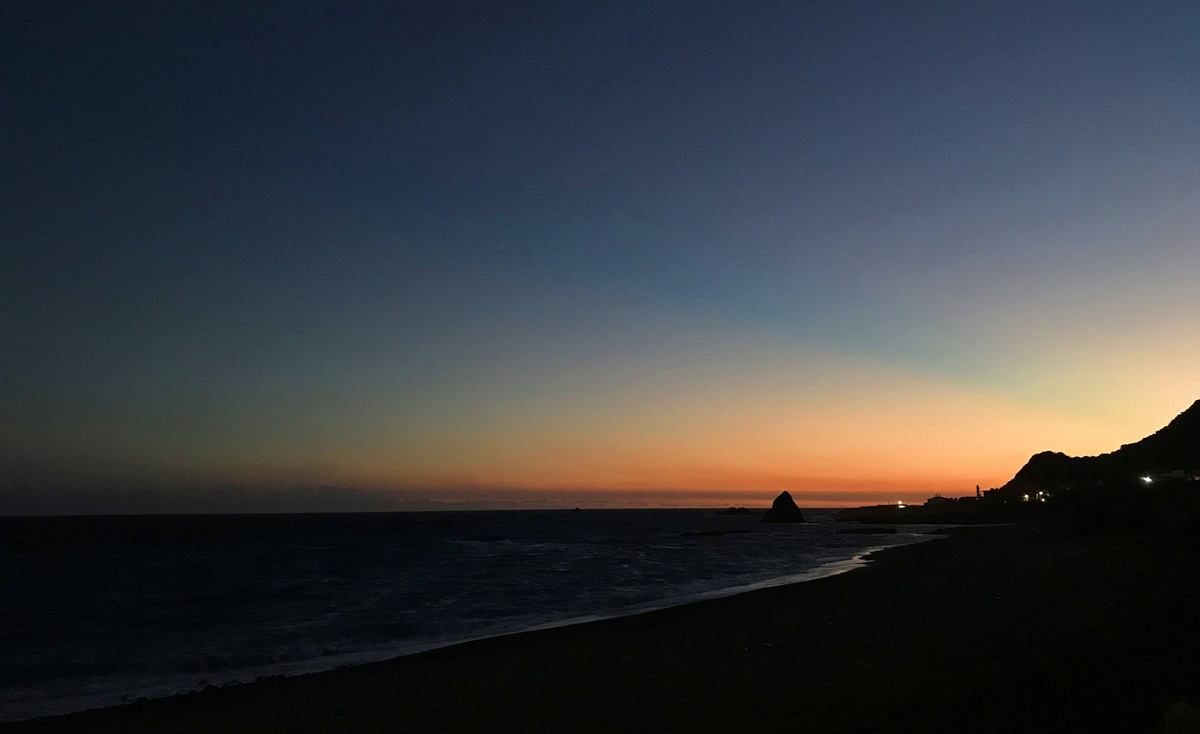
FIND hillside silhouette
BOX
[1002,399,1200,494]
[839,399,1200,526]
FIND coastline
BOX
[8,523,1199,733]
[0,525,928,725]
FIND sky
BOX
[3,0,1199,513]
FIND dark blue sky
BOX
[4,1,1199,511]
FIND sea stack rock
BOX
[761,491,806,523]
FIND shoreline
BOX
[9,523,1200,732]
[1,533,930,725]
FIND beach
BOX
[7,522,1197,733]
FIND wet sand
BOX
[8,523,1198,733]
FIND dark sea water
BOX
[0,509,937,722]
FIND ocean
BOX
[0,508,938,722]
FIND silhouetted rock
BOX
[761,491,806,523]
[714,506,754,515]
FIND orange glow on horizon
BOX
[15,329,1196,511]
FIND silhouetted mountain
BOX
[1002,400,1200,493]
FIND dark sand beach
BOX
[8,523,1199,733]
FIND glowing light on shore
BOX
[1142,476,1154,484]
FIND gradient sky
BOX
[4,1,1199,512]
